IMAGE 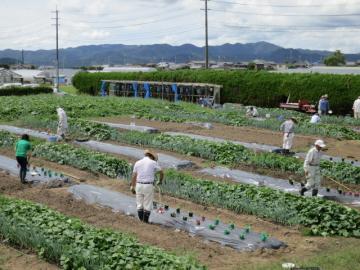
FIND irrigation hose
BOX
[326,176,352,192]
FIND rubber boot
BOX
[312,189,318,197]
[300,187,308,196]
[143,211,151,223]
[20,169,26,183]
[137,209,144,221]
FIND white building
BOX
[0,68,22,85]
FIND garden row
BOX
[0,195,203,270]
[23,119,360,185]
[72,70,360,114]
[1,94,358,140]
[0,86,53,96]
[1,131,359,237]
[222,105,360,127]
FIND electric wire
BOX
[211,0,359,8]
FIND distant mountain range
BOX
[1,42,360,67]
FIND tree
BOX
[324,50,346,66]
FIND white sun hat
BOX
[314,139,326,148]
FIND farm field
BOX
[0,93,360,270]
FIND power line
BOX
[210,8,360,17]
[211,0,360,8]
[222,23,360,29]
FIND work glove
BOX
[130,185,136,194]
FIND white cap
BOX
[314,139,326,148]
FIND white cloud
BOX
[1,0,360,53]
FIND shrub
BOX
[0,86,53,96]
[72,70,360,114]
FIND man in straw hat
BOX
[280,117,297,154]
[131,149,164,223]
[353,96,360,119]
[300,139,326,196]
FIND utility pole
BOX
[201,0,209,69]
[52,8,60,92]
[21,49,24,65]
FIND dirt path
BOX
[0,243,58,270]
[0,164,359,270]
[99,116,360,160]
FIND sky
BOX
[1,0,360,53]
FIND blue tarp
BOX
[100,81,107,96]
[171,83,178,102]
[144,83,151,99]
[132,82,138,97]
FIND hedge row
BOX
[0,86,53,96]
[72,70,360,114]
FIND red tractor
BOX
[280,95,316,114]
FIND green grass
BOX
[59,85,78,95]
[245,243,360,270]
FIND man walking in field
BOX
[300,139,326,197]
[15,134,32,184]
[131,150,164,223]
[280,117,297,154]
[353,96,360,119]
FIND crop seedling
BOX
[170,212,176,218]
[260,233,269,242]
[209,224,216,230]
[229,223,235,230]
[224,229,230,235]
[189,212,193,217]
[176,208,181,214]
[214,219,220,225]
[183,216,188,221]
[245,225,251,233]
[239,233,245,240]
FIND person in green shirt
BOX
[15,134,32,183]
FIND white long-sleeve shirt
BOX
[57,108,68,129]
[304,147,322,171]
[353,98,360,112]
[310,114,321,124]
[280,120,295,133]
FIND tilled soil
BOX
[0,243,58,270]
[99,116,360,160]
[0,166,358,270]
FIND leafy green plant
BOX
[161,170,360,237]
[0,195,205,270]
[33,143,132,178]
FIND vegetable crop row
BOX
[65,121,360,185]
[1,131,359,237]
[0,195,204,270]
[1,94,359,140]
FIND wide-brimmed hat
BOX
[144,149,158,161]
[314,139,326,148]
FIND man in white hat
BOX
[56,107,68,139]
[300,139,326,196]
[131,149,164,223]
[353,96,360,119]
[280,117,297,154]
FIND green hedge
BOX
[0,86,53,96]
[72,70,359,114]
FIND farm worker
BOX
[310,113,321,124]
[280,117,297,153]
[353,96,360,119]
[131,149,164,223]
[318,94,330,115]
[246,106,259,117]
[15,134,31,184]
[300,139,326,197]
[56,107,68,139]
